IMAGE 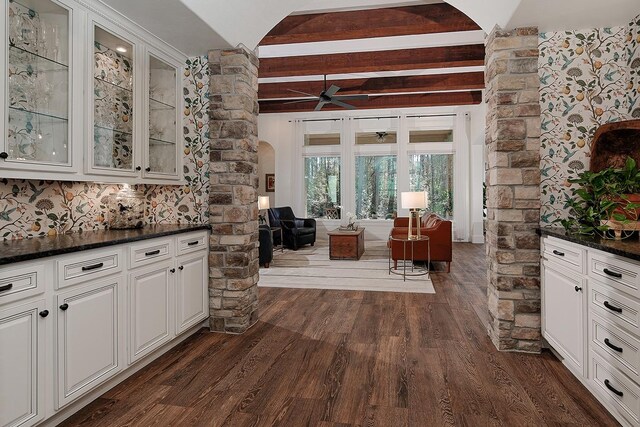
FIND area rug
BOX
[259,241,435,293]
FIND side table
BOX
[388,235,430,281]
[270,227,284,252]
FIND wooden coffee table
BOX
[328,228,365,260]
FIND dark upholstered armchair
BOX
[268,206,316,250]
[258,225,273,268]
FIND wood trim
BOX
[258,91,483,113]
[258,72,485,99]
[260,3,481,45]
[258,45,485,78]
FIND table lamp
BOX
[401,191,428,240]
[258,196,270,225]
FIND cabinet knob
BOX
[39,310,49,318]
[0,152,8,159]
[145,167,151,172]
[59,303,69,311]
[574,286,582,292]
[170,268,176,273]
[179,266,184,271]
[135,166,142,171]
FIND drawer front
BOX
[56,248,122,289]
[542,237,584,273]
[590,350,640,425]
[176,232,208,256]
[129,238,173,269]
[0,262,45,306]
[590,251,640,298]
[591,313,640,382]
[591,281,640,336]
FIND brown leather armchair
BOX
[388,213,452,272]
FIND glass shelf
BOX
[9,44,68,70]
[149,137,176,145]
[94,76,132,93]
[9,106,68,122]
[94,124,132,136]
[150,97,175,111]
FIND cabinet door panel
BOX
[130,262,172,363]
[543,263,585,375]
[176,253,207,334]
[0,300,44,427]
[56,278,121,408]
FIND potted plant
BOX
[561,157,640,238]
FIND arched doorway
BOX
[258,140,276,209]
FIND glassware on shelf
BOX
[107,184,145,229]
[6,0,70,165]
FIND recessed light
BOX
[116,46,127,53]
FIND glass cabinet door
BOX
[6,0,70,166]
[92,25,135,173]
[147,54,177,176]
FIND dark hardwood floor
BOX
[63,243,618,427]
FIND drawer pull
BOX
[604,338,623,353]
[59,303,69,311]
[145,250,161,256]
[0,283,13,292]
[552,250,565,256]
[603,268,623,279]
[39,310,49,318]
[604,301,623,313]
[574,286,582,292]
[604,379,624,397]
[81,262,104,271]
[187,241,199,246]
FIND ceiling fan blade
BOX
[286,89,318,98]
[332,94,369,101]
[315,101,327,111]
[324,85,340,97]
[330,99,356,110]
[283,98,318,104]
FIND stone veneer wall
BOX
[208,47,260,334]
[485,27,542,352]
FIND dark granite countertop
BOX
[539,226,640,262]
[0,224,210,266]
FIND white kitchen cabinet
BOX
[0,300,46,427]
[129,261,173,363]
[55,276,123,408]
[542,260,587,377]
[176,251,208,334]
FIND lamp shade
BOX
[258,196,270,210]
[401,191,427,209]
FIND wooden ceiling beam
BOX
[259,44,485,78]
[258,72,485,99]
[260,3,480,45]
[258,91,483,113]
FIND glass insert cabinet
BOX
[1,0,185,183]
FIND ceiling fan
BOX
[285,75,369,111]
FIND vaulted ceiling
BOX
[257,3,485,113]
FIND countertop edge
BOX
[539,227,640,262]
[0,225,211,267]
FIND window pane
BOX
[355,155,397,219]
[355,131,397,145]
[409,129,453,143]
[409,154,454,219]
[305,156,341,218]
[304,133,340,146]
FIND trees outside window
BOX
[305,156,341,218]
[355,155,397,219]
[409,153,454,219]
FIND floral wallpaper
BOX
[0,56,210,240]
[539,15,640,225]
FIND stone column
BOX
[485,27,542,352]
[208,47,260,334]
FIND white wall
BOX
[257,104,486,242]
